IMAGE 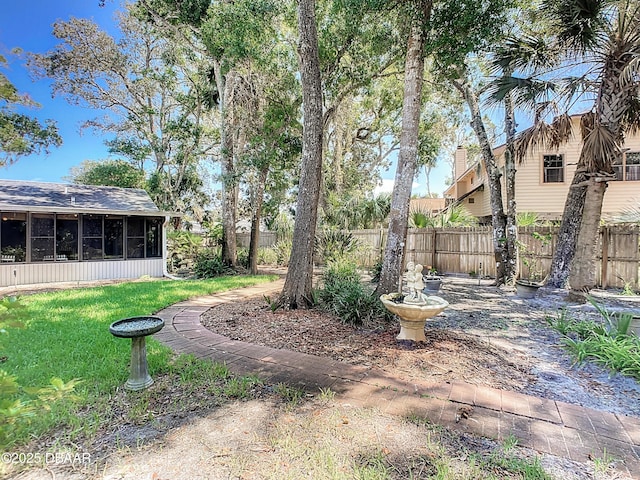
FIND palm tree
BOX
[499,0,640,290]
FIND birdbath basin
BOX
[380,293,449,342]
[109,316,164,390]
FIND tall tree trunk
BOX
[503,85,518,285]
[375,22,426,296]
[546,169,588,288]
[280,0,323,308]
[220,134,238,267]
[454,75,508,285]
[424,164,432,197]
[248,166,268,275]
[213,61,237,267]
[569,179,607,291]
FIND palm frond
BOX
[558,74,594,98]
[514,113,574,162]
[579,113,619,172]
[618,56,640,89]
[409,209,433,228]
[622,96,640,134]
[490,34,558,74]
[516,211,542,227]
[541,0,609,54]
[614,202,640,223]
[486,76,557,110]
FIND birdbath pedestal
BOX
[109,316,165,391]
[380,293,449,342]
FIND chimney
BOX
[454,146,467,180]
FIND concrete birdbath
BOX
[380,262,449,342]
[109,316,165,391]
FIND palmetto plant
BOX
[323,194,391,230]
[616,202,640,223]
[492,0,640,290]
[409,204,477,228]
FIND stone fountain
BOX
[380,262,449,342]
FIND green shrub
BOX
[315,230,360,265]
[319,259,386,326]
[194,252,233,278]
[237,248,250,270]
[546,299,640,380]
[370,260,382,283]
[273,239,292,266]
[258,247,278,265]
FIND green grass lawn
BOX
[1,275,277,447]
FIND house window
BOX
[127,217,145,259]
[56,214,78,261]
[611,151,640,181]
[104,217,124,259]
[82,215,104,260]
[543,154,564,183]
[612,155,624,180]
[468,198,475,204]
[626,152,640,181]
[1,212,27,262]
[31,214,55,261]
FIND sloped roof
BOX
[0,179,167,216]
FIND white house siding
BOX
[0,259,164,287]
[603,181,640,220]
[460,191,488,218]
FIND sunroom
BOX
[0,180,172,287]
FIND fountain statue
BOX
[380,262,449,342]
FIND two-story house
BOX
[444,115,640,223]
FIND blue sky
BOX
[0,1,122,183]
[0,1,450,196]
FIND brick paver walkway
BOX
[154,279,640,478]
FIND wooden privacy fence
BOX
[236,231,278,249]
[237,225,640,289]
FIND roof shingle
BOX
[0,180,161,215]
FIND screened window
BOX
[0,213,161,263]
[1,212,26,262]
[56,215,78,261]
[82,215,103,260]
[104,217,124,259]
[127,217,145,259]
[146,218,162,258]
[543,154,564,183]
[31,214,55,261]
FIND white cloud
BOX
[374,179,395,196]
[373,179,420,196]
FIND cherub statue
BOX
[403,261,416,293]
[412,263,424,296]
[403,262,427,303]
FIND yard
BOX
[1,274,639,479]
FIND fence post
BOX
[431,228,437,270]
[601,226,609,289]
